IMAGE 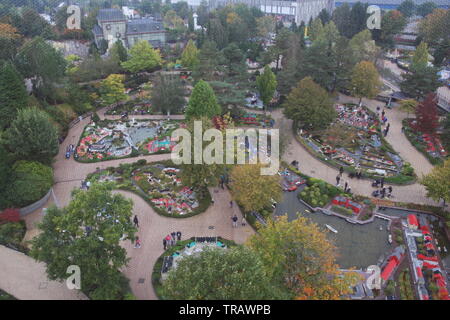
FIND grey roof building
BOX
[92,8,166,50]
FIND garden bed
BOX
[294,103,416,185]
[75,118,183,162]
[402,119,448,166]
[86,160,211,218]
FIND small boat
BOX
[305,209,311,213]
[388,234,392,244]
[325,224,338,233]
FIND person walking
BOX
[241,216,247,227]
[336,175,341,186]
[163,238,167,250]
[344,181,348,192]
[339,166,344,177]
[381,110,385,118]
[171,232,177,245]
[231,215,238,228]
[133,215,139,228]
[134,236,141,249]
[380,177,385,189]
[176,231,182,241]
[388,186,393,197]
[230,200,233,208]
[165,234,172,248]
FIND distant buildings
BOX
[92,8,166,50]
[335,0,450,10]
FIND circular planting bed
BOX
[295,103,416,185]
[86,160,211,218]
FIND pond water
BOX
[275,187,391,269]
[128,126,159,145]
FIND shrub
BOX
[11,161,53,208]
[0,220,26,248]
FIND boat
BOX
[388,234,392,244]
[304,209,311,213]
[325,224,338,233]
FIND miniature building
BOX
[407,214,419,230]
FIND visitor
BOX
[241,216,247,227]
[382,110,385,118]
[134,236,141,249]
[165,234,172,248]
[163,238,167,250]
[344,181,348,192]
[381,177,385,189]
[230,200,233,208]
[171,232,176,245]
[86,181,91,190]
[381,187,386,198]
[339,166,344,176]
[347,187,352,194]
[133,215,139,228]
[336,175,341,186]
[232,215,238,228]
[388,186,393,197]
[176,231,182,241]
[211,197,214,205]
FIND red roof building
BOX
[381,258,399,281]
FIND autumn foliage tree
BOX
[230,164,282,214]
[350,60,381,105]
[100,74,128,106]
[247,215,360,299]
[421,158,450,206]
[414,93,439,134]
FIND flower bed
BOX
[295,104,416,185]
[75,119,183,162]
[402,119,448,165]
[234,113,274,127]
[105,99,154,116]
[86,160,211,218]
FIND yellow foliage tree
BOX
[247,215,361,299]
[350,60,381,105]
[100,74,128,106]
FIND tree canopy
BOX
[421,158,450,205]
[350,60,381,103]
[185,80,221,119]
[121,40,162,73]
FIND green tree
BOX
[151,74,185,115]
[161,246,286,299]
[399,99,418,118]
[256,15,276,39]
[14,37,66,101]
[350,61,381,105]
[0,144,14,209]
[185,80,221,119]
[256,65,277,112]
[332,3,352,38]
[0,62,28,130]
[247,216,360,299]
[207,18,228,49]
[398,0,416,18]
[10,160,53,207]
[411,41,429,71]
[421,159,450,206]
[400,66,440,100]
[283,77,336,130]
[230,164,282,214]
[100,74,128,106]
[181,39,199,69]
[372,10,407,49]
[349,29,379,64]
[5,107,58,165]
[348,2,369,38]
[417,2,437,17]
[30,182,136,300]
[442,113,450,151]
[309,18,324,41]
[193,40,220,81]
[110,40,128,63]
[121,40,162,73]
[222,42,245,76]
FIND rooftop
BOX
[97,8,126,22]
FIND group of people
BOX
[163,231,182,250]
[80,180,91,190]
[376,106,390,136]
[371,178,394,198]
[231,214,246,228]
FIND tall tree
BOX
[247,216,360,299]
[283,77,336,130]
[110,40,128,63]
[256,15,276,39]
[411,41,429,71]
[349,29,379,64]
[185,80,221,119]
[256,65,277,112]
[5,107,58,165]
[309,18,323,41]
[121,40,162,73]
[417,2,437,17]
[318,8,331,25]
[100,74,128,106]
[151,73,185,115]
[0,22,22,61]
[414,93,439,134]
[397,0,416,18]
[350,61,381,105]
[230,164,282,214]
[421,158,450,206]
[207,18,228,49]
[193,40,220,81]
[399,99,418,118]
[181,39,199,69]
[400,66,440,100]
[348,1,369,38]
[161,246,287,299]
[222,42,245,76]
[0,62,28,130]
[332,3,352,39]
[30,182,136,300]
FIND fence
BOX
[18,188,53,217]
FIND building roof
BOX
[381,258,398,281]
[408,214,419,227]
[92,24,103,37]
[126,18,164,35]
[97,8,126,22]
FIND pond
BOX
[275,187,391,269]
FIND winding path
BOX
[1,92,441,299]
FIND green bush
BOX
[11,161,53,208]
[0,221,26,247]
[331,205,354,217]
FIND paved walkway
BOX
[2,93,441,299]
[271,96,438,206]
[3,107,253,300]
